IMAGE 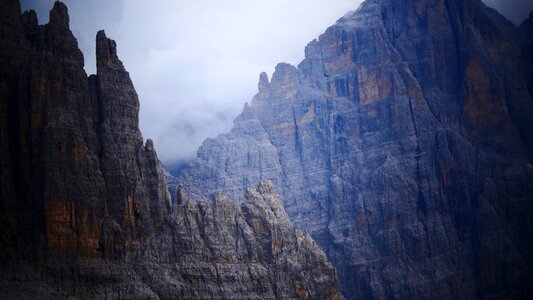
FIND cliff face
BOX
[0,0,170,262]
[178,0,533,298]
[0,1,338,298]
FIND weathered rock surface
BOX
[0,0,170,262]
[177,0,533,298]
[136,181,338,299]
[2,182,338,299]
[0,1,338,298]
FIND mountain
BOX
[177,0,533,298]
[0,1,338,298]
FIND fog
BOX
[20,0,533,165]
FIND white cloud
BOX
[111,0,362,164]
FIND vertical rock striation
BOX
[178,0,533,298]
[0,0,170,262]
[0,1,338,298]
[91,29,171,260]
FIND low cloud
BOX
[116,0,362,165]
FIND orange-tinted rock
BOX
[0,0,169,261]
[0,1,339,299]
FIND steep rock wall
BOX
[177,0,533,298]
[0,1,338,298]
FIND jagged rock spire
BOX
[258,72,269,92]
[49,1,69,29]
[96,30,125,71]
[270,62,298,88]
[21,9,37,28]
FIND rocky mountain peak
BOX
[258,71,270,92]
[96,29,125,71]
[20,9,37,28]
[49,1,69,29]
[243,181,292,234]
[239,101,253,120]
[270,62,298,87]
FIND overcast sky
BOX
[20,0,533,165]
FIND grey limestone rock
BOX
[135,181,338,299]
[177,0,533,298]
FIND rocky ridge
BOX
[0,1,338,298]
[177,0,533,298]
